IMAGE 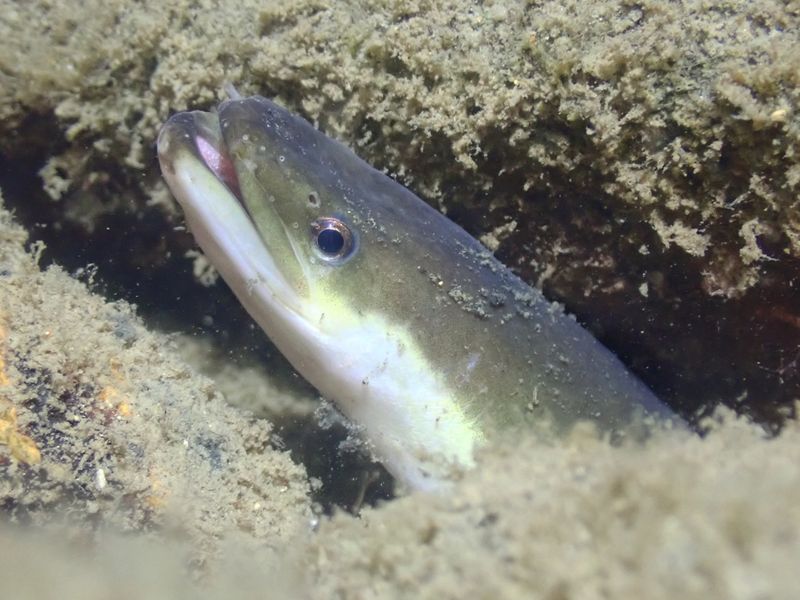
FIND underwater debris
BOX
[0,315,40,465]
[0,403,41,465]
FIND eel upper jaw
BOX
[156,111,313,329]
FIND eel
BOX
[157,91,680,491]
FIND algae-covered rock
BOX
[0,194,312,559]
[303,415,800,600]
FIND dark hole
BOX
[318,228,345,254]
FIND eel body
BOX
[157,93,679,491]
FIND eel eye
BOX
[310,217,356,263]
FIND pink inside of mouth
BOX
[195,134,241,198]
